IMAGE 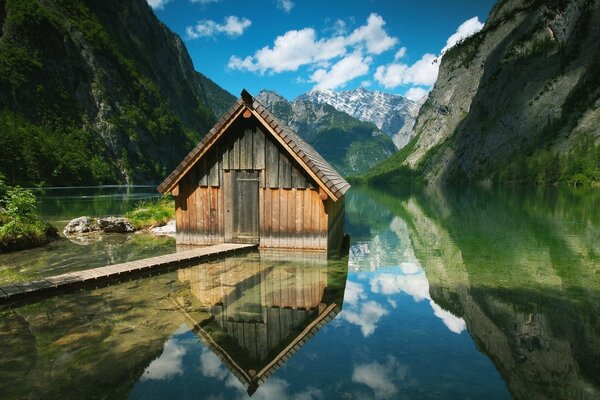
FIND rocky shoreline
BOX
[63,216,176,237]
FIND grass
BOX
[125,195,175,230]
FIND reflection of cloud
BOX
[430,301,466,334]
[141,330,188,381]
[342,299,389,337]
[352,356,409,399]
[250,378,322,400]
[369,270,429,302]
[199,345,322,399]
[344,280,366,305]
[199,347,229,380]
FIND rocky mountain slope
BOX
[364,0,600,186]
[0,0,235,186]
[257,90,396,176]
[299,87,419,149]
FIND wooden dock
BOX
[0,243,256,302]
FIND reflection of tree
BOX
[364,185,600,400]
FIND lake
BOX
[0,185,599,399]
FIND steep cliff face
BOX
[0,0,235,185]
[257,90,396,176]
[366,0,600,185]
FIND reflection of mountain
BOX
[171,251,348,395]
[368,186,600,399]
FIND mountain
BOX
[363,0,600,186]
[0,0,236,186]
[257,90,396,176]
[298,87,420,149]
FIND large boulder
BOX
[63,217,101,235]
[98,217,135,233]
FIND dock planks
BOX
[0,243,256,302]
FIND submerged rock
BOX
[150,220,176,236]
[98,217,135,233]
[63,217,101,235]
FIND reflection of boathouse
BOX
[158,90,349,252]
[172,252,346,394]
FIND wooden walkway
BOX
[0,243,256,302]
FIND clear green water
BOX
[1,185,599,399]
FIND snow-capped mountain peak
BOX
[297,87,420,149]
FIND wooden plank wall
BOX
[260,188,328,250]
[326,197,346,256]
[176,119,335,248]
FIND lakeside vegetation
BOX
[125,196,174,230]
[0,174,57,252]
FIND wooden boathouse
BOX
[157,89,349,252]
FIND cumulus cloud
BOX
[394,46,407,60]
[404,87,430,102]
[186,16,251,39]
[441,16,484,53]
[147,0,170,9]
[374,16,483,91]
[374,53,439,88]
[228,13,396,89]
[310,52,372,90]
[276,0,294,13]
[346,13,398,55]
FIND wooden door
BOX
[231,170,260,244]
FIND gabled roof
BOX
[157,89,350,201]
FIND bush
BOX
[125,196,175,230]
[0,182,58,252]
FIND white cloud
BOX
[228,13,396,90]
[190,0,222,4]
[361,80,372,87]
[373,16,483,92]
[310,52,371,90]
[276,0,294,13]
[229,27,346,73]
[374,53,439,88]
[394,46,407,60]
[404,87,429,102]
[346,13,398,55]
[147,0,170,9]
[442,16,484,53]
[186,16,251,39]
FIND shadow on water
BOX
[362,184,600,399]
[0,250,349,400]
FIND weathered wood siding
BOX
[259,187,327,250]
[326,196,345,255]
[175,117,338,250]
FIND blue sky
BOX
[148,0,497,100]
